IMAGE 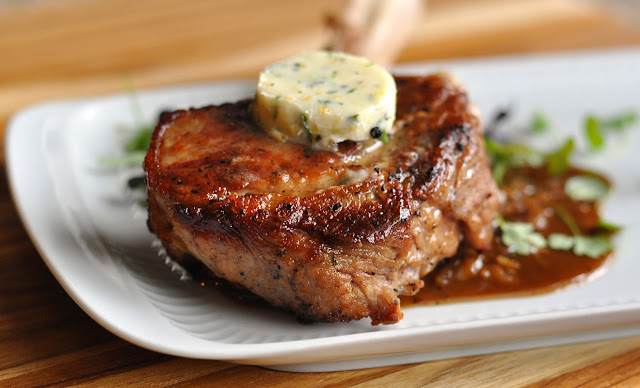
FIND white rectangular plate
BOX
[6,47,640,372]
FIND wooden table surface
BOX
[2,0,640,386]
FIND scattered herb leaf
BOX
[531,111,550,133]
[585,116,605,151]
[485,138,544,167]
[548,233,574,250]
[584,112,638,151]
[565,175,610,202]
[380,129,389,144]
[604,112,638,129]
[547,233,613,258]
[573,235,613,259]
[553,205,581,236]
[596,219,622,233]
[485,135,575,183]
[498,215,546,255]
[546,138,574,175]
[125,128,152,152]
[550,205,614,258]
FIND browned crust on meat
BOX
[144,74,501,325]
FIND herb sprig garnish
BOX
[485,110,638,183]
[488,108,634,258]
[546,205,614,259]
[497,215,546,255]
[485,137,574,184]
[564,175,609,202]
[584,112,638,151]
[531,111,550,133]
[101,78,155,166]
[498,206,615,259]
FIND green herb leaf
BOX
[485,138,543,184]
[545,138,574,175]
[485,138,545,168]
[585,115,605,151]
[584,111,638,151]
[485,136,574,182]
[603,112,638,130]
[498,216,547,255]
[380,129,389,144]
[548,233,613,258]
[565,175,610,202]
[491,160,509,185]
[125,127,153,152]
[301,114,312,144]
[548,233,574,250]
[596,219,622,233]
[550,205,616,258]
[531,111,550,133]
[553,205,581,236]
[573,235,613,259]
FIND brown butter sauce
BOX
[401,166,613,306]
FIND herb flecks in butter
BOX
[253,51,396,150]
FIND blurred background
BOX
[1,0,640,141]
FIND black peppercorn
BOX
[370,126,382,138]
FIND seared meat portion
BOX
[144,74,500,325]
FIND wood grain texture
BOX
[1,0,640,386]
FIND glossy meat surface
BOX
[144,74,501,324]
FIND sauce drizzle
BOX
[402,166,613,306]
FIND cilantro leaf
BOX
[573,235,613,259]
[125,127,153,152]
[485,138,545,168]
[485,136,574,182]
[380,130,389,144]
[596,219,622,233]
[548,233,574,250]
[584,112,638,151]
[546,138,574,175]
[548,233,613,258]
[531,111,550,133]
[498,216,546,255]
[603,112,638,130]
[585,116,605,151]
[549,205,616,258]
[565,175,610,202]
[484,138,545,183]
[553,205,581,236]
